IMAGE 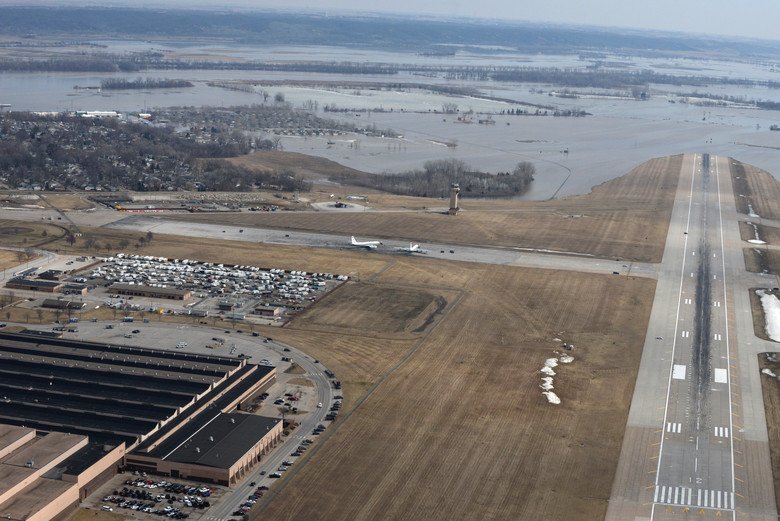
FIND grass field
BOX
[758,353,780,510]
[0,219,67,248]
[40,193,95,211]
[293,282,446,335]
[743,247,780,275]
[0,250,21,270]
[173,155,683,263]
[731,159,780,220]
[254,261,655,521]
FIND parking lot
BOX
[84,474,225,521]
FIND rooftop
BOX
[0,477,74,521]
[0,426,34,456]
[164,413,280,469]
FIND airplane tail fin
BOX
[351,236,357,244]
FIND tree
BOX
[146,231,154,244]
[35,308,43,323]
[118,238,130,250]
[66,234,76,246]
[274,92,285,103]
[441,102,458,114]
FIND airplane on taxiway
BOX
[350,236,382,249]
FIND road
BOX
[203,338,334,521]
[101,214,658,279]
[606,154,778,520]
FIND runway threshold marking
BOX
[714,427,730,438]
[666,422,682,433]
[651,154,698,521]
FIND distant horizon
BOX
[1,1,780,43]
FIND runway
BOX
[606,154,777,520]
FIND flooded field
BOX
[1,43,780,199]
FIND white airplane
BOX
[351,236,382,249]
[394,242,426,254]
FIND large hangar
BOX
[0,331,281,516]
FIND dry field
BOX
[254,260,655,521]
[0,250,21,270]
[0,219,66,248]
[743,247,780,275]
[39,193,95,211]
[730,159,780,219]
[293,282,448,336]
[739,220,780,245]
[758,353,780,509]
[176,154,683,263]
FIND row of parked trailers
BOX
[88,254,347,302]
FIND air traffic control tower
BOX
[448,183,460,215]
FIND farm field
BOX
[255,259,656,521]
[171,154,683,263]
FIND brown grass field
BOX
[739,221,780,245]
[743,247,780,275]
[758,353,780,509]
[254,262,655,521]
[0,219,67,248]
[0,250,21,270]
[176,155,683,263]
[731,159,780,219]
[39,193,95,211]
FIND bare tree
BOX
[441,102,459,114]
[35,308,43,323]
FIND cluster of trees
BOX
[100,77,193,90]
[334,159,534,198]
[195,160,310,192]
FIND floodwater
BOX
[1,43,779,200]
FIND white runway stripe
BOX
[714,426,730,438]
[656,486,734,510]
[666,422,682,433]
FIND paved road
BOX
[204,338,334,521]
[101,214,658,279]
[606,154,778,521]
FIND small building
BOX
[5,278,63,293]
[62,283,88,296]
[254,305,283,318]
[41,299,85,311]
[110,283,191,301]
[217,301,235,311]
[37,270,65,281]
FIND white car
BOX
[317,402,323,408]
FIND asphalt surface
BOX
[606,154,778,521]
[102,214,658,279]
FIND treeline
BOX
[100,78,193,90]
[332,159,534,198]
[678,91,780,110]
[195,160,311,192]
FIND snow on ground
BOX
[540,366,556,376]
[757,290,780,341]
[559,354,574,364]
[762,367,777,377]
[543,391,561,404]
[748,239,766,244]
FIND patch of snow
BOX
[748,239,766,244]
[540,366,556,376]
[748,204,760,218]
[762,367,777,378]
[552,338,562,343]
[542,391,561,404]
[559,354,574,364]
[757,290,780,342]
[540,381,554,391]
[544,358,558,368]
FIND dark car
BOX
[132,329,140,334]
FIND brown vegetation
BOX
[255,260,655,521]
[730,159,780,219]
[758,353,780,509]
[175,154,683,263]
